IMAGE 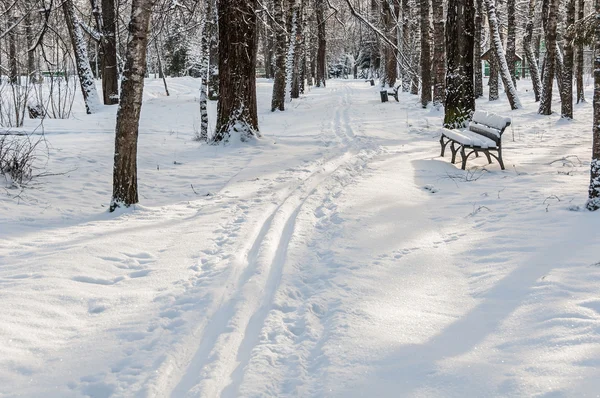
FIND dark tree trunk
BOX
[110,0,153,211]
[101,0,119,104]
[576,0,585,103]
[420,0,432,106]
[63,0,101,114]
[586,0,600,210]
[562,0,575,118]
[506,0,517,87]
[212,0,259,143]
[8,16,18,85]
[382,0,398,88]
[271,0,286,111]
[316,0,327,87]
[402,0,411,91]
[474,0,483,97]
[524,0,542,101]
[539,0,558,115]
[444,0,475,128]
[208,0,219,100]
[432,0,445,105]
[489,52,499,100]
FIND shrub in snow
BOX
[0,134,40,187]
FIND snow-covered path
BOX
[2,79,600,397]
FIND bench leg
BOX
[497,149,505,170]
[460,147,468,170]
[483,150,492,164]
[450,143,458,164]
[440,136,449,157]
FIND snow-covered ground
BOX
[1,77,600,397]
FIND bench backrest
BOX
[468,110,511,145]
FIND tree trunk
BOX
[539,0,558,115]
[63,0,101,114]
[199,18,210,141]
[8,15,18,85]
[485,0,522,109]
[562,0,575,118]
[285,1,299,103]
[212,0,260,143]
[271,0,286,111]
[316,0,327,87]
[25,12,37,83]
[402,0,411,91]
[110,0,153,211]
[445,0,475,128]
[420,0,432,106]
[586,0,600,210]
[576,0,586,103]
[155,39,169,96]
[291,0,305,99]
[101,0,119,104]
[432,0,445,105]
[382,0,398,88]
[208,0,219,100]
[474,0,483,98]
[506,0,517,87]
[489,54,499,101]
[524,0,543,101]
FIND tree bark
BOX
[432,0,445,105]
[474,0,483,97]
[524,0,543,101]
[506,0,517,87]
[485,0,522,109]
[63,0,101,114]
[382,0,399,88]
[576,0,586,103]
[271,0,286,111]
[401,0,411,91]
[539,0,558,115]
[420,0,432,106]
[212,0,260,143]
[101,0,119,104]
[285,1,299,102]
[208,0,219,100]
[562,0,575,118]
[586,0,600,210]
[444,0,475,128]
[110,0,153,211]
[316,0,327,87]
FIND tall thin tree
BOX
[586,0,600,210]
[539,0,559,115]
[110,0,154,211]
[420,0,432,106]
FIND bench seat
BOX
[441,128,497,149]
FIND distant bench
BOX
[440,110,511,170]
[380,86,399,103]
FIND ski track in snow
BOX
[2,78,600,397]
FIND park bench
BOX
[380,86,399,103]
[440,110,511,170]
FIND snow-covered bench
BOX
[440,110,511,170]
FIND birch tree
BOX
[432,0,445,105]
[524,0,543,101]
[63,0,101,114]
[484,0,522,109]
[576,0,586,103]
[562,0,576,118]
[110,0,154,211]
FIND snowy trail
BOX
[168,82,377,398]
[3,79,600,397]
